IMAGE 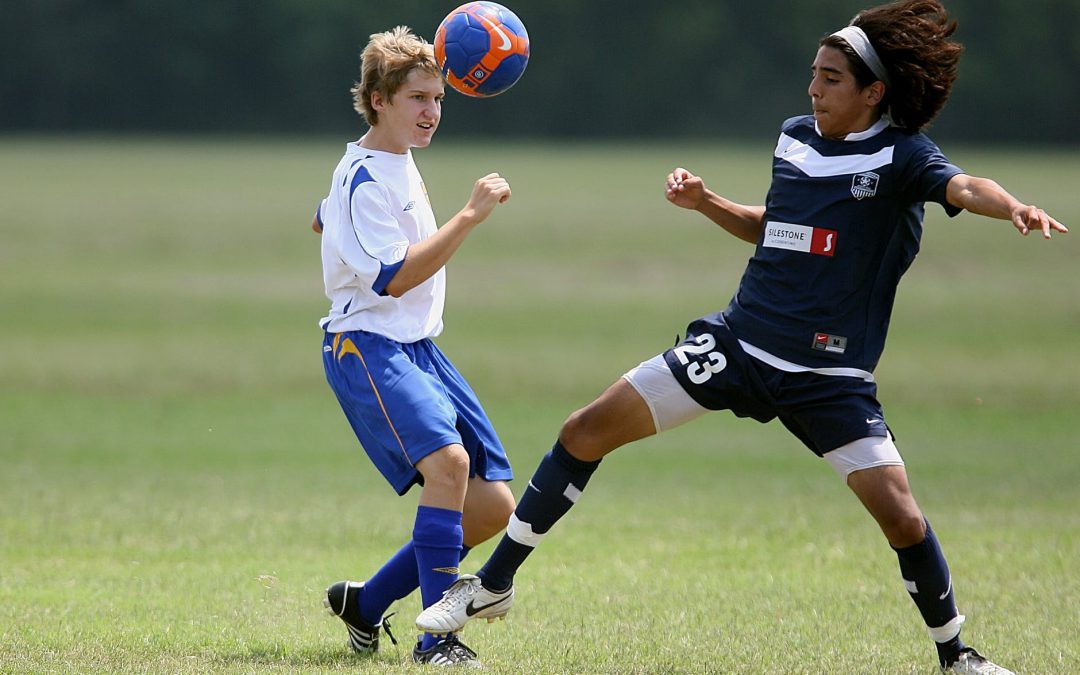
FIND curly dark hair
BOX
[821,0,963,132]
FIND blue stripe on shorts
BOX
[323,330,513,495]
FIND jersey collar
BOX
[815,116,891,142]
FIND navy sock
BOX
[359,542,471,626]
[478,441,600,591]
[893,519,966,666]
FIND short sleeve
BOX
[901,134,965,217]
[350,174,409,295]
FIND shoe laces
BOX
[947,648,1009,675]
[439,635,477,661]
[441,576,482,604]
[381,612,398,646]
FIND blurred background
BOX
[3,0,1079,143]
[3,2,1078,671]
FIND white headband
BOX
[831,25,891,86]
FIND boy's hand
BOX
[666,167,706,211]
[1011,203,1068,239]
[462,173,511,225]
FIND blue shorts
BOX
[323,330,513,495]
[662,315,890,456]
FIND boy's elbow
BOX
[384,279,408,298]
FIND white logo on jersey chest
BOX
[851,171,880,200]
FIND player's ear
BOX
[865,81,885,107]
[371,89,388,112]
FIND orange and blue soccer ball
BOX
[434,2,529,98]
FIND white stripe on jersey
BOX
[774,133,894,178]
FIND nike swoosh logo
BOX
[866,418,882,425]
[465,594,511,616]
[480,15,512,50]
[940,576,953,600]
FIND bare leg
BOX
[559,378,657,461]
[462,477,515,548]
[415,443,470,511]
[846,464,967,667]
[846,464,926,547]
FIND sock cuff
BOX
[413,505,464,549]
[928,613,965,643]
[552,440,601,473]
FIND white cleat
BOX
[415,574,514,635]
[944,648,1015,675]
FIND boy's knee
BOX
[418,444,470,490]
[559,408,597,457]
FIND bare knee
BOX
[881,511,927,548]
[559,407,605,461]
[416,444,470,505]
[559,407,586,447]
[462,480,515,547]
[846,465,927,548]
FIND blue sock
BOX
[413,505,464,650]
[478,441,600,592]
[358,542,473,624]
[357,541,418,625]
[893,519,966,666]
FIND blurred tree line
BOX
[2,0,1077,143]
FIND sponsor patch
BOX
[763,222,838,257]
[812,332,848,354]
[851,171,880,200]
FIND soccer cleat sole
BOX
[424,613,509,637]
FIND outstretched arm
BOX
[665,167,765,244]
[946,174,1068,239]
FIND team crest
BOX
[851,171,880,200]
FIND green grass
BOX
[1,136,1078,673]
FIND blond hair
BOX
[351,26,442,126]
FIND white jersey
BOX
[317,143,444,343]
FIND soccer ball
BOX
[434,2,530,98]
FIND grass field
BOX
[1,136,1078,674]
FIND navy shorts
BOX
[662,316,890,456]
[323,330,513,495]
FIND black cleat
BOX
[411,634,482,667]
[324,580,396,654]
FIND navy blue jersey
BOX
[722,115,964,372]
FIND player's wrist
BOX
[452,208,483,229]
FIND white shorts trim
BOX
[823,434,905,479]
[622,355,709,433]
